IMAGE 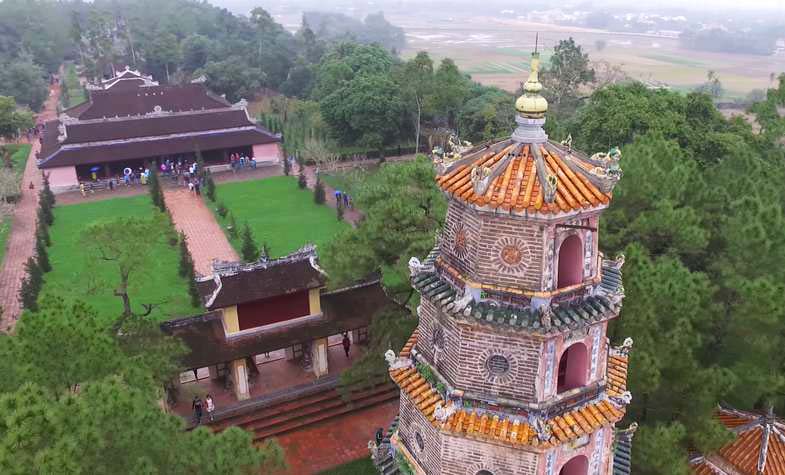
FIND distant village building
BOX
[373,49,635,475]
[690,406,784,475]
[38,67,281,193]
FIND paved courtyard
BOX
[0,82,60,331]
[163,188,239,276]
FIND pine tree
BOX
[41,173,56,208]
[205,171,216,201]
[38,199,53,226]
[261,242,271,260]
[188,276,201,308]
[283,156,291,176]
[240,223,259,262]
[37,220,50,247]
[298,169,307,189]
[18,257,42,311]
[313,178,326,204]
[35,231,51,272]
[177,232,191,278]
[148,165,165,212]
[227,213,238,239]
[337,202,344,221]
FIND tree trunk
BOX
[415,94,422,154]
[165,63,170,83]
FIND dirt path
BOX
[0,82,61,331]
[163,188,239,276]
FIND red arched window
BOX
[559,455,588,475]
[557,235,583,289]
[557,342,588,393]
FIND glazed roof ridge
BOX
[435,137,620,216]
[411,260,623,335]
[691,405,785,475]
[207,244,320,278]
[390,332,630,450]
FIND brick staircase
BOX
[208,376,399,442]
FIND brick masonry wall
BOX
[417,297,542,403]
[441,433,539,475]
[399,391,443,474]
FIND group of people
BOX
[158,158,205,194]
[333,189,352,209]
[229,152,257,171]
[191,394,215,425]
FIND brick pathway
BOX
[273,399,399,475]
[301,155,417,227]
[163,188,239,276]
[0,82,60,331]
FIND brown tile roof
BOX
[162,280,396,369]
[389,331,629,449]
[38,127,277,168]
[72,84,229,120]
[691,407,785,475]
[436,141,611,214]
[196,246,327,310]
[60,109,254,144]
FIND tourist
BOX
[205,394,215,422]
[192,396,204,425]
[79,182,86,198]
[334,189,342,206]
[343,192,349,208]
[194,181,201,195]
[239,155,245,169]
[108,178,114,191]
[250,157,257,169]
[342,333,351,358]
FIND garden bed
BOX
[209,176,348,258]
[42,195,199,321]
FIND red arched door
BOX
[559,455,588,475]
[557,235,583,288]
[557,342,588,393]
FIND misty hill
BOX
[303,11,406,52]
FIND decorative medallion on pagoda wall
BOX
[494,236,533,274]
[451,223,469,259]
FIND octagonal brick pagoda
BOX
[382,50,634,475]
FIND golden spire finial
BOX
[515,33,548,118]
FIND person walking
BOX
[79,182,86,198]
[343,192,349,208]
[334,189,342,206]
[342,333,351,359]
[205,394,215,422]
[192,396,203,425]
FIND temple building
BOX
[38,67,281,193]
[690,406,785,475]
[162,246,394,402]
[373,49,635,475]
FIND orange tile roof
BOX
[607,353,629,399]
[691,407,785,475]
[389,331,629,449]
[436,141,611,214]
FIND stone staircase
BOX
[208,376,399,442]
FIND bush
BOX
[298,170,307,189]
[216,201,228,218]
[337,203,344,221]
[178,232,192,278]
[37,220,50,247]
[148,166,165,212]
[314,179,326,204]
[37,200,53,226]
[41,173,55,208]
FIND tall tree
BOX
[81,214,170,319]
[542,37,595,117]
[0,96,33,140]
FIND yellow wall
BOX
[309,288,322,315]
[222,305,240,334]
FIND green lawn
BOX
[321,168,375,198]
[211,176,348,258]
[2,143,31,179]
[318,457,376,475]
[43,195,199,321]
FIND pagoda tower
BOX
[383,50,634,475]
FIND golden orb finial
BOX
[515,38,548,118]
